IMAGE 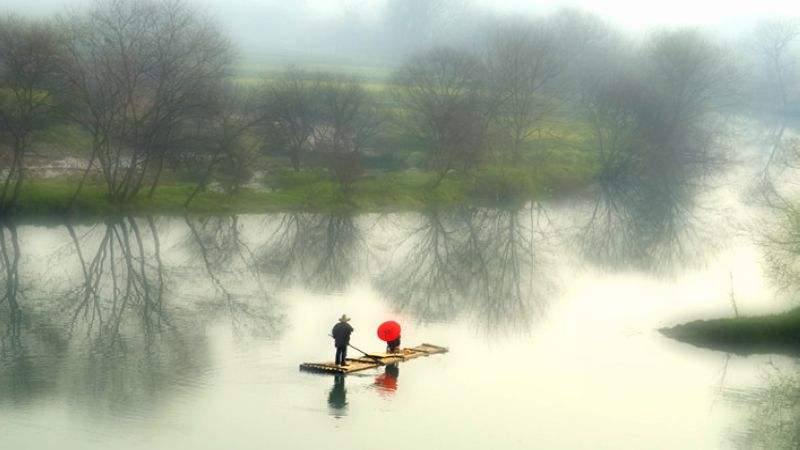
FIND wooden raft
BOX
[299,343,448,374]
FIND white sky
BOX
[482,0,800,30]
[261,0,800,30]
[7,0,800,25]
[5,0,800,37]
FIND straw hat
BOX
[339,314,351,322]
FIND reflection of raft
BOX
[300,343,448,374]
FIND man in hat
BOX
[331,314,354,366]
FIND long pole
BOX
[330,335,385,366]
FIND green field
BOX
[3,55,603,218]
[14,151,596,218]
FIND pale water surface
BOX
[1,143,798,449]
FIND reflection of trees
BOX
[1,221,65,402]
[0,221,22,346]
[0,215,287,413]
[378,206,551,332]
[183,216,282,338]
[57,216,207,411]
[724,362,800,449]
[257,213,362,293]
[63,217,168,347]
[578,173,703,273]
[761,205,800,296]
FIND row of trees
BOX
[0,0,237,212]
[2,0,798,213]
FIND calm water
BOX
[2,140,799,449]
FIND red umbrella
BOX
[377,320,401,342]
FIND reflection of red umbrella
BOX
[377,321,401,342]
[375,373,398,392]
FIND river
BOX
[1,126,799,449]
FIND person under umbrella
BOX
[378,320,401,353]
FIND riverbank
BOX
[10,163,594,218]
[660,308,800,356]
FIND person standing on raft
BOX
[378,320,402,353]
[332,315,354,366]
[387,335,401,353]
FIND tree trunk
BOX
[290,148,301,172]
[185,154,222,208]
[69,148,98,210]
[10,163,25,211]
[147,156,165,199]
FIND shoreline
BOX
[3,169,591,220]
[660,307,800,356]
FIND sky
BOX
[6,0,800,29]
[5,0,800,58]
[482,0,800,30]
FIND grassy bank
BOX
[660,308,800,356]
[12,161,595,218]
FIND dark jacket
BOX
[332,322,354,347]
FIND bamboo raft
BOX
[300,343,448,374]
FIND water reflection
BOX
[257,213,363,293]
[377,206,552,332]
[0,216,287,412]
[374,363,399,395]
[0,196,729,418]
[0,220,67,404]
[724,361,800,449]
[328,374,348,416]
[63,217,167,345]
[0,220,21,349]
[183,216,283,338]
[576,145,714,274]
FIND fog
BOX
[5,0,800,63]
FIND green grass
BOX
[660,308,800,356]
[9,158,596,219]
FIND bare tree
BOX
[184,84,262,207]
[581,74,650,185]
[487,19,562,162]
[0,15,62,212]
[752,19,800,116]
[260,67,321,172]
[393,47,491,186]
[750,19,800,182]
[59,0,233,204]
[312,74,381,192]
[550,8,627,99]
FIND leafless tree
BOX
[58,0,233,204]
[550,8,628,99]
[486,19,562,161]
[393,47,491,185]
[312,74,381,192]
[184,84,262,207]
[752,19,800,116]
[0,15,62,212]
[581,74,650,185]
[750,19,800,182]
[260,67,321,172]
